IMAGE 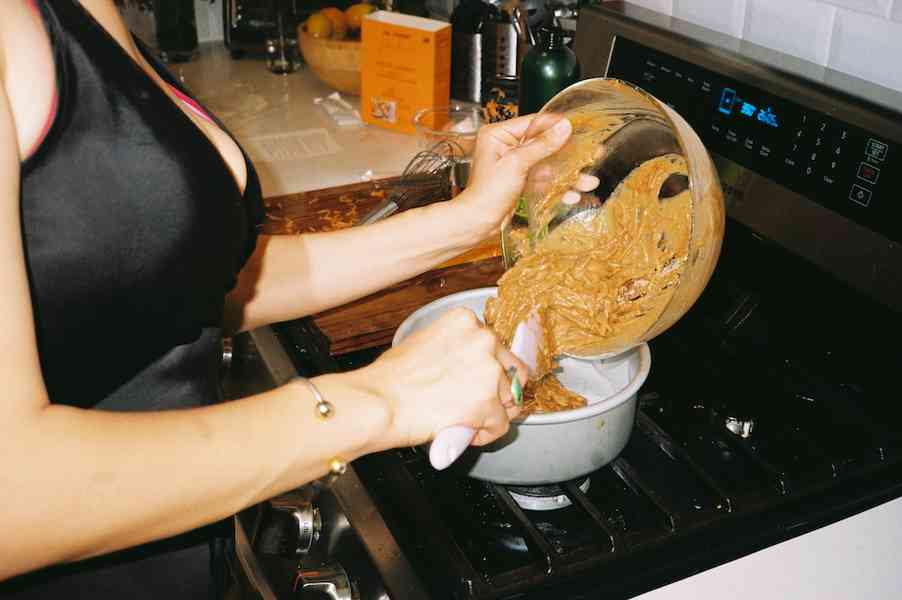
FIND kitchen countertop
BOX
[171,43,423,197]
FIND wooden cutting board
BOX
[262,178,504,354]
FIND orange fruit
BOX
[305,12,333,39]
[320,7,348,40]
[345,3,376,31]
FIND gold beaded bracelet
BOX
[294,376,348,484]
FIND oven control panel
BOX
[606,36,901,243]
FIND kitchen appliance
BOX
[224,0,311,59]
[232,2,902,598]
[481,4,526,104]
[451,0,492,103]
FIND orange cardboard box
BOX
[360,11,451,134]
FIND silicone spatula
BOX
[428,312,542,470]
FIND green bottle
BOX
[518,25,581,116]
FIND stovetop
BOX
[271,218,902,600]
[249,2,902,595]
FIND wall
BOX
[617,0,902,93]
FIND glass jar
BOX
[500,78,725,358]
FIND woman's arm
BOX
[0,73,371,578]
[224,115,573,333]
[0,75,525,580]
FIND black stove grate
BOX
[355,399,902,599]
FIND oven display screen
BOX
[605,36,900,244]
[718,88,780,128]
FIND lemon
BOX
[320,7,348,40]
[305,12,333,39]
[345,3,376,31]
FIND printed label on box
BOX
[369,97,398,124]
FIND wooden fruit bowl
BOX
[297,26,361,96]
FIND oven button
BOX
[849,184,872,207]
[865,138,888,162]
[857,162,881,184]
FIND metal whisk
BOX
[357,140,463,225]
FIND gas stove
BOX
[244,218,902,599]
[337,216,902,600]
[232,3,902,599]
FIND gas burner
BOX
[506,478,591,511]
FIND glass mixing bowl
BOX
[500,78,726,359]
[412,105,482,156]
[413,105,482,188]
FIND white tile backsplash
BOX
[673,0,748,37]
[829,8,902,91]
[817,0,891,18]
[892,0,902,20]
[743,0,836,65]
[622,0,902,92]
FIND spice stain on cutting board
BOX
[262,179,502,354]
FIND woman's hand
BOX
[457,113,573,238]
[352,307,528,450]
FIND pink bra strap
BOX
[168,84,215,125]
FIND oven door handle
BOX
[234,514,278,600]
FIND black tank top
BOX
[23,0,263,410]
[3,0,263,596]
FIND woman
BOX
[0,0,574,596]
